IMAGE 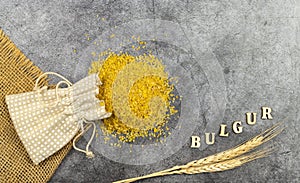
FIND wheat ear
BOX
[113,123,284,183]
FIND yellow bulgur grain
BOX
[89,50,178,143]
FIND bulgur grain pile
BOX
[89,51,178,143]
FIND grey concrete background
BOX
[0,0,300,182]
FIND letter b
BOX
[191,136,201,148]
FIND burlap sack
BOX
[0,29,72,182]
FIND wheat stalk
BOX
[113,123,284,183]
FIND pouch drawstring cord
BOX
[73,118,96,158]
[34,72,96,158]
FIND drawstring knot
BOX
[86,151,95,158]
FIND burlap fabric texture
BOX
[0,29,72,182]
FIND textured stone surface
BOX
[0,0,299,182]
